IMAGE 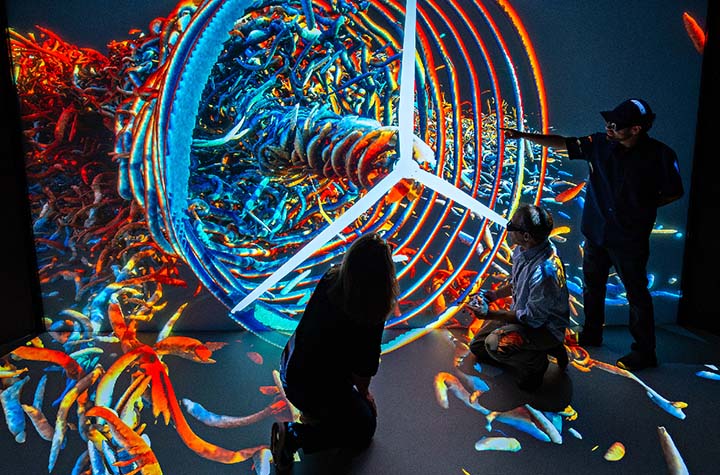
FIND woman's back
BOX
[282,268,384,396]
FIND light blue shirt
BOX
[510,240,570,341]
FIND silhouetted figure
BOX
[503,98,683,371]
[466,204,570,391]
[272,233,399,473]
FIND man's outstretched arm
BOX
[502,128,568,150]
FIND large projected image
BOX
[2,0,706,473]
[9,0,702,343]
[8,0,567,348]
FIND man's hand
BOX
[500,128,568,150]
[483,289,498,303]
[463,293,489,318]
[501,127,523,139]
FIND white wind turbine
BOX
[231,0,508,316]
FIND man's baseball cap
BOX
[600,98,656,130]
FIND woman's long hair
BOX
[329,233,400,324]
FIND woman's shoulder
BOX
[320,265,339,284]
[315,265,340,302]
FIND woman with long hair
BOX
[272,232,399,472]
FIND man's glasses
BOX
[506,222,526,233]
[605,122,629,131]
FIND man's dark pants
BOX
[469,321,560,385]
[582,239,655,354]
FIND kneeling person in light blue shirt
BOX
[466,204,570,391]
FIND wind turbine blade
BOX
[411,167,508,226]
[397,0,417,164]
[231,0,419,315]
[230,169,404,314]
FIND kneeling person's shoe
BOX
[271,421,296,473]
[617,351,657,371]
[547,344,568,370]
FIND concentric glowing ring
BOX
[115,0,552,349]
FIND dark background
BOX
[679,0,719,333]
[0,0,44,355]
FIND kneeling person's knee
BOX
[491,330,524,356]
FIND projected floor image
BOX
[3,326,720,474]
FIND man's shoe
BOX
[577,331,603,347]
[271,422,295,473]
[547,344,568,369]
[616,351,658,371]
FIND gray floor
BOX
[1,324,719,474]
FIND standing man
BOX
[503,98,684,371]
[466,204,570,391]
